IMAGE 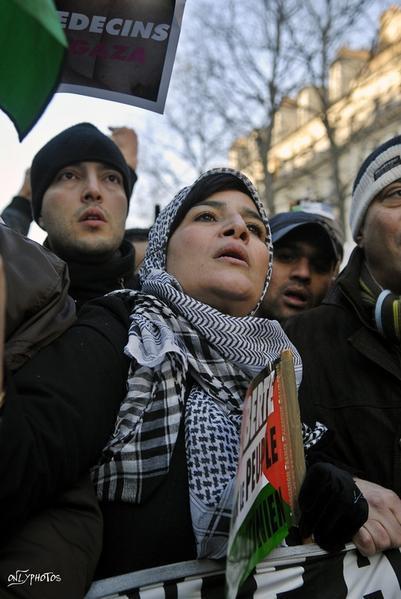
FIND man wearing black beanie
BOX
[3,123,140,308]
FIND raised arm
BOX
[1,169,33,235]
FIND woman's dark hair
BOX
[169,174,253,237]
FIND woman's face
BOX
[166,190,269,316]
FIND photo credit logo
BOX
[7,570,61,587]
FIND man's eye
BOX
[106,173,122,184]
[276,251,296,263]
[247,222,265,238]
[312,261,332,274]
[382,189,401,206]
[58,171,76,181]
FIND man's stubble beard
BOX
[47,229,124,263]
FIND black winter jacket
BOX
[0,224,76,370]
[0,226,132,596]
[285,247,401,495]
[0,294,131,542]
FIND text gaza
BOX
[58,12,170,42]
[69,40,145,64]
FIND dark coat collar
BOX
[44,237,138,308]
[325,246,401,380]
[324,247,373,330]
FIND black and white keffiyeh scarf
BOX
[93,168,304,558]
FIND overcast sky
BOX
[0,0,394,243]
[0,0,192,242]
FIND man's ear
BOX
[356,230,364,248]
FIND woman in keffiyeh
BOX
[92,167,306,577]
[0,167,369,589]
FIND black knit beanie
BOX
[30,123,134,225]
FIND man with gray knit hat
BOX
[3,123,139,308]
[285,135,401,558]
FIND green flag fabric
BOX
[0,0,67,140]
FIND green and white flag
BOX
[0,0,67,139]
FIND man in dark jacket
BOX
[257,210,343,322]
[2,124,139,308]
[0,222,132,597]
[285,135,401,557]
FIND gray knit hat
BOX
[351,135,401,240]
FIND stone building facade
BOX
[229,6,401,244]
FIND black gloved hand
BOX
[298,462,368,552]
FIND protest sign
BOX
[0,0,67,140]
[86,545,401,598]
[226,349,305,599]
[54,0,186,113]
